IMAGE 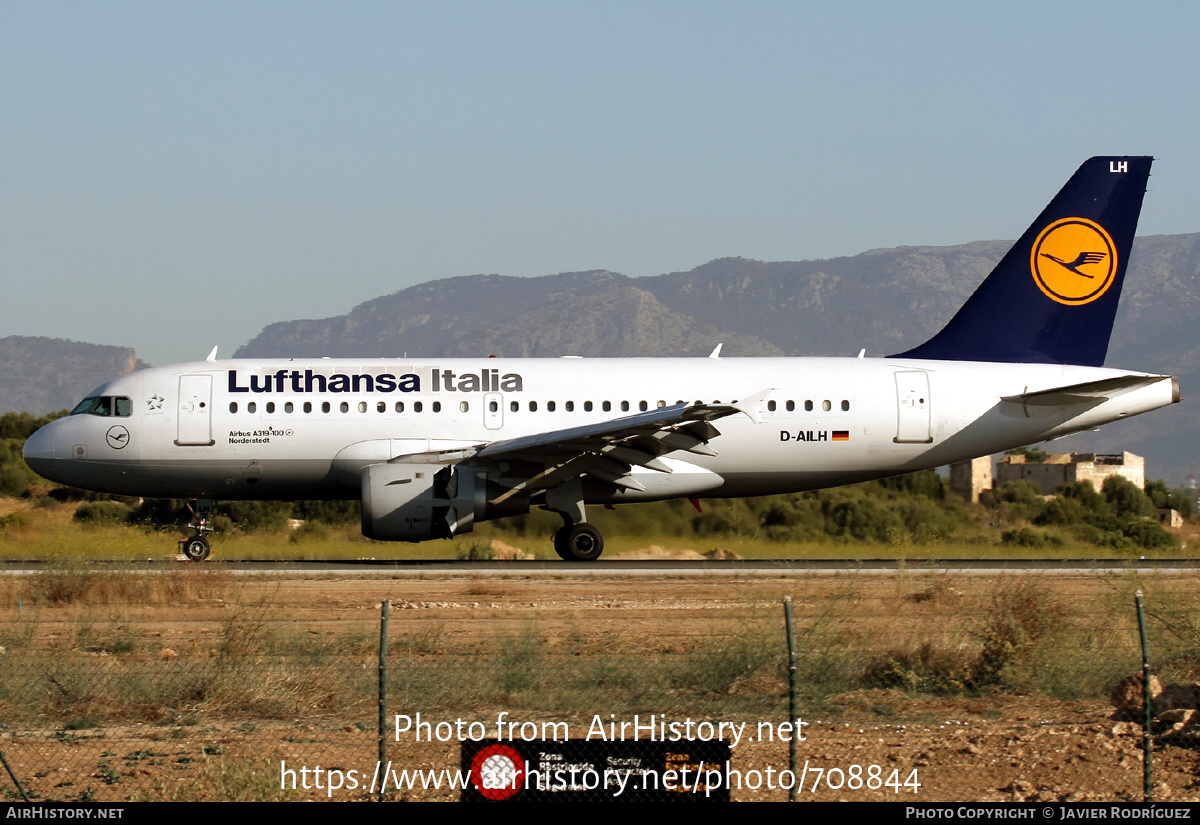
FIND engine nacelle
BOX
[360,463,485,542]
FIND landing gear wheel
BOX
[554,523,604,562]
[182,536,211,562]
[552,527,570,560]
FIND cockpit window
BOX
[69,396,131,417]
[71,397,99,415]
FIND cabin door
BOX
[894,371,932,444]
[177,375,214,446]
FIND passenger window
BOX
[565,401,574,412]
[489,401,498,412]
[394,402,403,413]
[786,400,795,412]
[822,400,831,412]
[657,400,666,408]
[804,400,813,412]
[284,402,294,413]
[266,402,276,414]
[638,401,648,412]
[547,401,556,412]
[358,402,367,413]
[414,402,423,413]
[304,402,313,414]
[340,402,349,413]
[529,401,537,412]
[767,400,777,412]
[511,401,519,412]
[248,402,257,414]
[841,400,850,411]
[229,402,238,413]
[377,401,386,413]
[585,401,594,412]
[322,402,330,413]
[460,401,469,413]
[432,401,441,413]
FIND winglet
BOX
[732,388,774,424]
[205,346,219,363]
[708,343,724,359]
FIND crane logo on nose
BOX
[106,426,130,450]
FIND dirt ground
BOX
[3,568,1199,802]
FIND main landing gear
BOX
[545,480,604,561]
[179,498,215,562]
[553,522,604,562]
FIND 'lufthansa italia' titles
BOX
[226,369,524,395]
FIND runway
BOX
[3,557,1199,574]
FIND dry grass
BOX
[0,570,1193,801]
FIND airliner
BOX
[23,156,1180,561]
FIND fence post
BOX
[378,599,390,801]
[0,750,29,802]
[1134,589,1151,802]
[783,596,797,802]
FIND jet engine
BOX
[360,462,486,541]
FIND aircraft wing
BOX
[390,390,771,494]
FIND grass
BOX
[0,497,1191,562]
[0,566,1190,801]
[3,491,1198,563]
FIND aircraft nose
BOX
[22,424,60,478]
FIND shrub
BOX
[1103,476,1156,519]
[73,501,133,525]
[971,580,1065,689]
[1000,527,1064,548]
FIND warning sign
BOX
[461,739,731,802]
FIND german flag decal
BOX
[832,431,850,441]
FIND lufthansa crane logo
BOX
[106,426,130,450]
[1030,217,1118,305]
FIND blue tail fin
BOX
[893,156,1152,366]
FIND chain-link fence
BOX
[0,567,1197,802]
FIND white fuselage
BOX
[23,355,1179,505]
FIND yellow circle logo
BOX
[1030,217,1117,305]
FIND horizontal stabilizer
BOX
[1001,375,1168,407]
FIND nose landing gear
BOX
[179,498,215,562]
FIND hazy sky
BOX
[4,2,1198,367]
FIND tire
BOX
[183,536,211,562]
[551,527,573,560]
[561,524,603,562]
